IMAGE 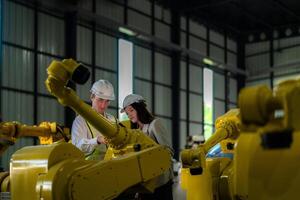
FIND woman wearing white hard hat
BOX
[72,79,116,160]
[121,94,174,200]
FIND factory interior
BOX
[1,0,300,199]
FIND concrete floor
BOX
[172,174,186,200]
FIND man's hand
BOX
[97,135,107,144]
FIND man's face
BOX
[91,94,110,115]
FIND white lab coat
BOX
[71,112,116,157]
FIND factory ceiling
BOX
[157,0,300,40]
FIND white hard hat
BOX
[192,135,205,142]
[90,80,115,100]
[121,94,145,112]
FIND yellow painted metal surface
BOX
[234,132,300,200]
[181,79,300,200]
[10,142,84,200]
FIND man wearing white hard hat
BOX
[72,79,116,160]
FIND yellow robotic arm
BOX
[8,59,171,200]
[181,109,240,172]
[0,121,69,155]
[180,109,240,200]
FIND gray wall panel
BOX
[209,30,224,47]
[189,123,203,136]
[210,44,225,63]
[4,1,34,48]
[181,31,186,48]
[128,0,151,15]
[155,4,171,23]
[77,66,92,102]
[274,36,300,49]
[37,97,64,124]
[2,46,34,91]
[189,36,207,56]
[38,13,65,56]
[96,0,124,23]
[78,0,93,11]
[246,53,270,77]
[180,121,187,150]
[189,64,203,93]
[134,46,152,80]
[227,38,237,52]
[180,91,187,120]
[229,78,237,103]
[274,46,300,67]
[96,33,117,71]
[38,55,54,94]
[155,85,172,117]
[0,91,34,171]
[214,100,225,121]
[181,16,186,30]
[77,26,92,64]
[128,10,151,34]
[155,53,171,85]
[227,52,237,68]
[134,79,153,112]
[246,41,270,56]
[189,20,206,39]
[246,78,271,87]
[155,21,170,42]
[1,91,34,123]
[214,73,225,100]
[189,94,203,122]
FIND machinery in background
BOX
[0,121,70,194]
[181,109,240,200]
[180,79,300,200]
[6,59,171,200]
[0,121,70,155]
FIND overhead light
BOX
[118,27,136,36]
[203,58,215,66]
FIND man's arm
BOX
[71,116,99,154]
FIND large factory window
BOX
[203,68,213,139]
[118,39,133,120]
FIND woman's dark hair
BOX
[130,101,154,129]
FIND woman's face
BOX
[125,105,139,123]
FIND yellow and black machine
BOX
[0,59,171,200]
[0,121,70,193]
[181,79,300,200]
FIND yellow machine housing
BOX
[6,59,171,200]
[181,79,300,200]
[0,121,70,194]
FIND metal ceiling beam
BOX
[189,12,241,36]
[182,0,237,12]
[272,0,300,22]
[231,1,273,30]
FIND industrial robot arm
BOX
[0,121,70,155]
[181,109,240,174]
